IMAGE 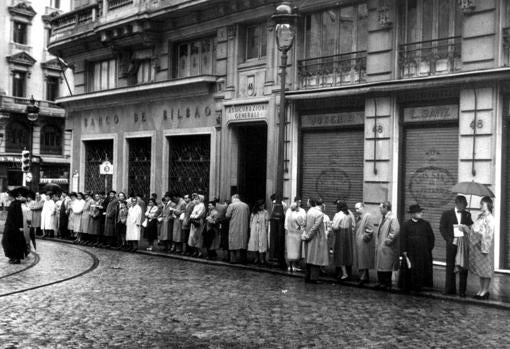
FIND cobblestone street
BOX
[0,239,508,348]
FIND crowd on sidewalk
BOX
[1,187,495,300]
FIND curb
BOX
[39,237,510,311]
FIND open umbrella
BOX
[42,183,62,195]
[451,181,495,209]
[8,186,33,198]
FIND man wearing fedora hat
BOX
[400,204,435,292]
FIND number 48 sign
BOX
[100,161,113,175]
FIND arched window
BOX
[5,120,31,152]
[40,124,63,155]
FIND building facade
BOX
[0,0,73,200]
[49,0,510,271]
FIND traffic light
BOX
[21,150,30,173]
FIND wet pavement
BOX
[0,239,509,348]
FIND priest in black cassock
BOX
[2,188,29,264]
[400,204,435,292]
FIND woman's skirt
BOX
[333,228,353,267]
[144,219,159,242]
[469,234,494,278]
[286,230,301,261]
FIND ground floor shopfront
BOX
[287,83,510,271]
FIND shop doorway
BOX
[234,123,267,207]
[400,125,459,262]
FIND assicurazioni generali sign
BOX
[225,103,268,122]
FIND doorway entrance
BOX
[233,123,267,207]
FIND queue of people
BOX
[1,186,496,300]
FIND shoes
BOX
[146,247,153,251]
[459,292,466,298]
[475,292,490,300]
[358,279,368,286]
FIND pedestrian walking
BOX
[284,197,306,272]
[331,200,354,281]
[400,204,435,292]
[144,198,160,251]
[301,198,328,283]
[248,199,270,265]
[126,196,143,251]
[468,196,495,300]
[374,201,400,291]
[2,188,29,264]
[204,200,220,259]
[439,195,473,297]
[354,202,375,285]
[171,193,186,253]
[226,194,250,264]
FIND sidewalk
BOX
[1,216,509,309]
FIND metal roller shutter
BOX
[402,126,459,262]
[300,129,364,219]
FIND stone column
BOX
[225,25,237,96]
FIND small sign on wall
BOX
[403,104,458,123]
[225,103,268,122]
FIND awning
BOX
[39,178,69,184]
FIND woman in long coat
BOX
[80,193,93,240]
[158,194,174,252]
[2,191,27,264]
[41,194,56,237]
[126,197,143,251]
[172,194,187,252]
[400,204,435,292]
[331,201,354,281]
[285,201,306,272]
[204,201,221,259]
[104,196,118,246]
[21,195,33,254]
[248,200,270,264]
[302,199,329,283]
[29,193,44,237]
[87,194,102,244]
[143,198,160,251]
[188,195,206,257]
[71,193,86,243]
[468,196,495,299]
[117,200,128,249]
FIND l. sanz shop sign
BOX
[225,103,268,122]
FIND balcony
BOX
[399,36,461,79]
[504,27,510,66]
[50,3,101,43]
[297,51,367,90]
[0,95,65,118]
[107,0,133,10]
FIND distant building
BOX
[0,0,73,200]
[49,0,510,272]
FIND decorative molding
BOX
[7,51,36,67]
[459,0,476,15]
[8,2,37,20]
[41,58,66,72]
[42,11,60,24]
[227,25,237,40]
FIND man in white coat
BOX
[41,192,58,238]
[126,196,143,252]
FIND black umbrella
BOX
[8,186,33,198]
[42,183,62,195]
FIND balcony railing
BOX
[297,51,367,89]
[51,3,101,34]
[399,36,461,79]
[108,0,133,10]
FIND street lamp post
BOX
[269,3,297,269]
